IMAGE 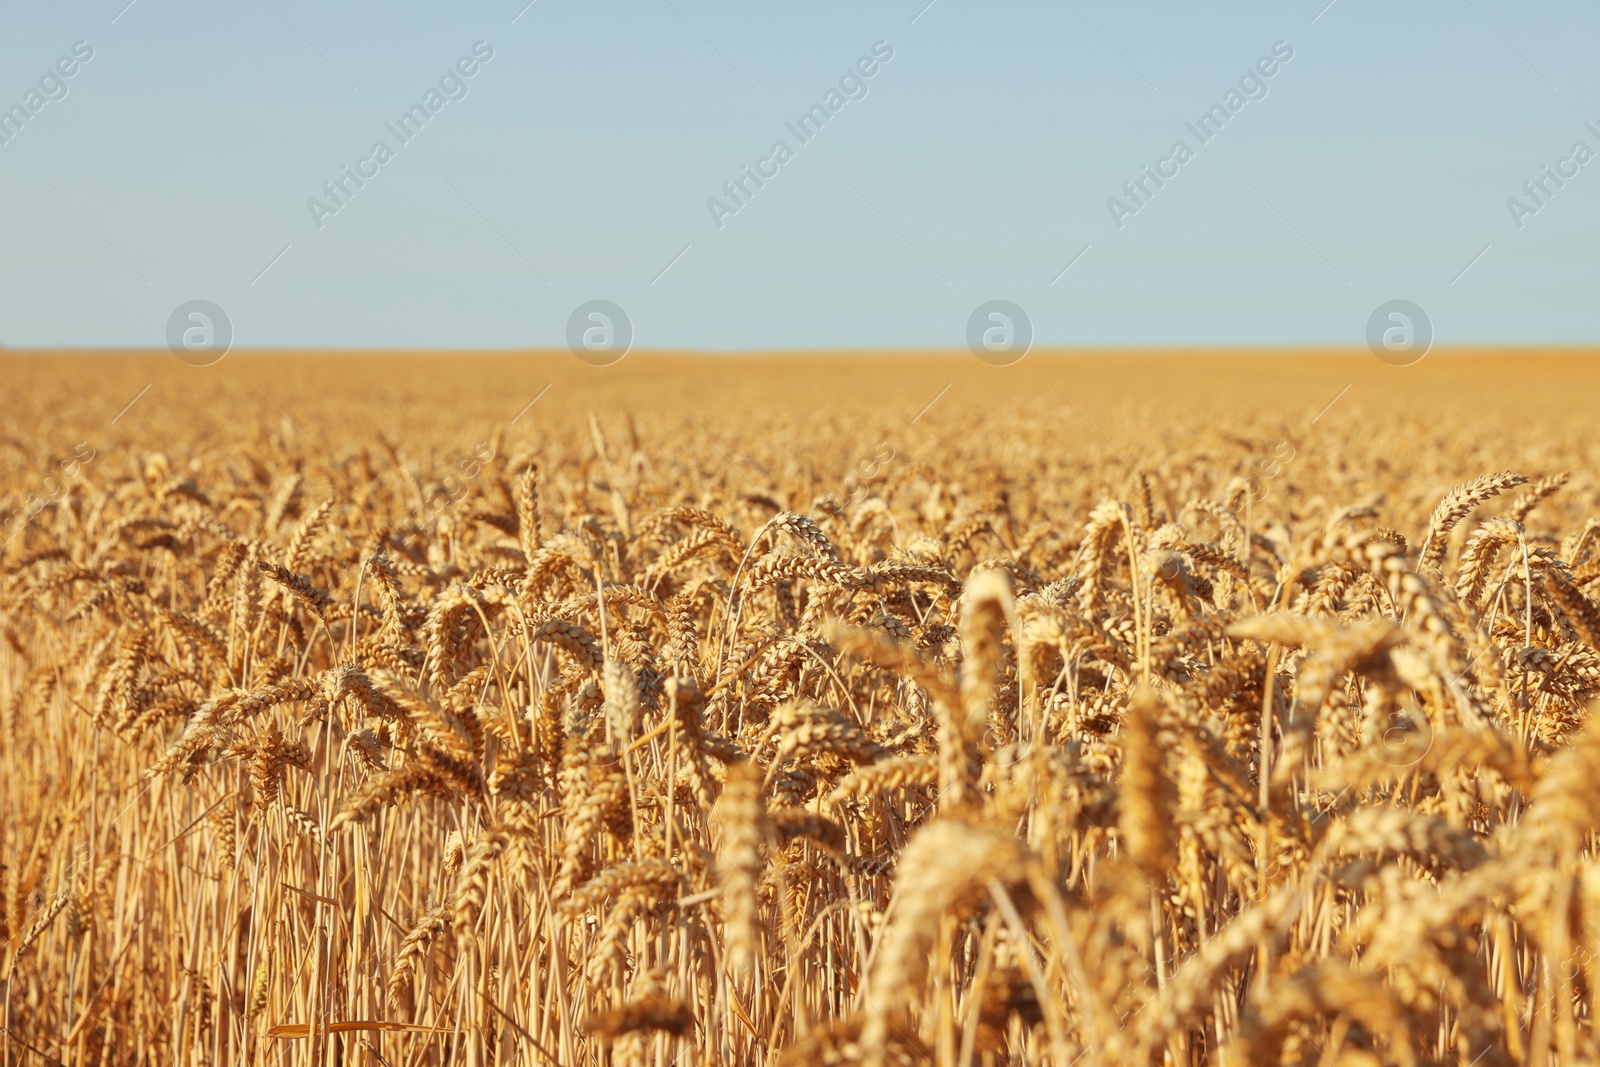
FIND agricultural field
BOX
[4,349,1600,1066]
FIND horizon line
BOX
[5,343,1600,358]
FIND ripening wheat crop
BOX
[5,349,1600,1066]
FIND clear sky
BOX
[2,0,1598,350]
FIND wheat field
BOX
[4,349,1600,1066]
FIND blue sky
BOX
[2,0,1597,350]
